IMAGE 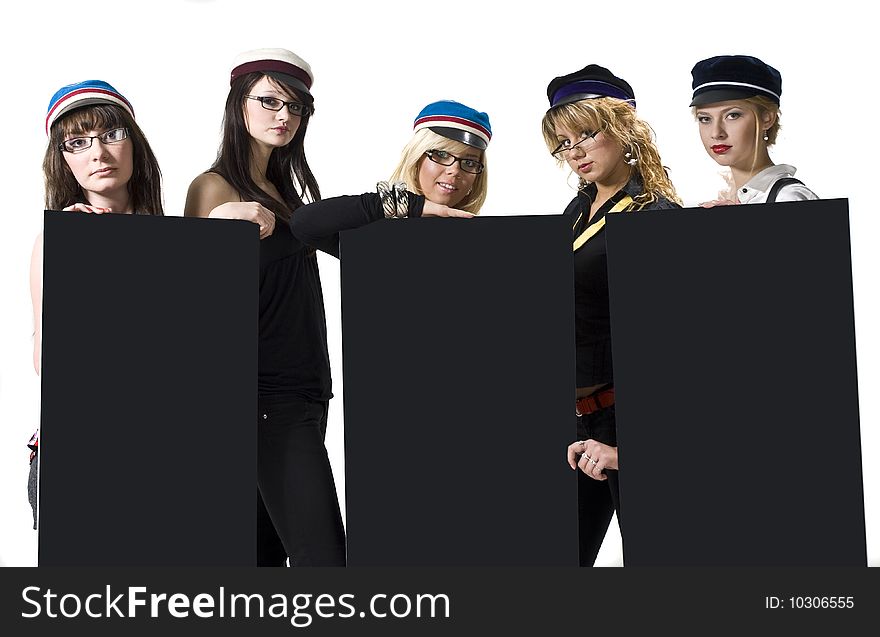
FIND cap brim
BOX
[551,92,604,108]
[56,97,117,120]
[265,71,312,99]
[429,126,488,150]
[47,94,135,134]
[690,88,766,107]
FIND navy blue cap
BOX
[546,64,635,109]
[690,55,781,106]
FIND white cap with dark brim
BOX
[230,48,314,98]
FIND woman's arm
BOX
[289,192,408,258]
[290,191,472,258]
[30,232,43,375]
[184,173,276,239]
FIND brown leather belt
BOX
[575,387,615,416]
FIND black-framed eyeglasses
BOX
[59,127,129,153]
[424,149,484,175]
[245,95,312,117]
[550,130,600,159]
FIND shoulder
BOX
[188,172,236,197]
[562,193,587,216]
[772,179,818,202]
[184,172,239,217]
[640,194,681,211]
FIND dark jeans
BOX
[257,397,346,566]
[576,403,620,567]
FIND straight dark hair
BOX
[43,104,164,214]
[209,73,320,221]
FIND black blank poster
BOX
[605,199,866,566]
[39,212,258,566]
[341,216,577,566]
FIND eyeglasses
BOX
[245,95,312,117]
[59,127,129,153]
[424,149,485,175]
[550,131,600,159]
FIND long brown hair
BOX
[43,104,163,214]
[208,74,320,221]
[542,98,681,206]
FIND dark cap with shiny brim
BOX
[690,55,781,107]
[547,64,636,109]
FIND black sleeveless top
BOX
[258,219,331,401]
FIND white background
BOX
[0,0,876,567]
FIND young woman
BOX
[183,48,344,567]
[690,55,818,206]
[289,99,491,254]
[542,64,681,566]
[29,79,164,528]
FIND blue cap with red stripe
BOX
[413,100,492,150]
[46,80,134,135]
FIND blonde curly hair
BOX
[542,98,680,206]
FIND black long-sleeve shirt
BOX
[290,192,426,258]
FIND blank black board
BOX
[605,199,866,566]
[39,211,258,566]
[340,216,578,566]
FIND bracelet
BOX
[392,181,409,218]
[377,181,410,218]
[377,181,396,219]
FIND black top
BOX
[567,177,680,387]
[289,191,426,258]
[258,219,331,401]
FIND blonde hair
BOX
[542,98,680,206]
[691,95,781,174]
[743,95,781,145]
[389,128,488,214]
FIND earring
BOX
[763,130,769,141]
[624,146,638,166]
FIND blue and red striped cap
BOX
[46,80,134,135]
[413,100,492,150]
[546,64,635,109]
